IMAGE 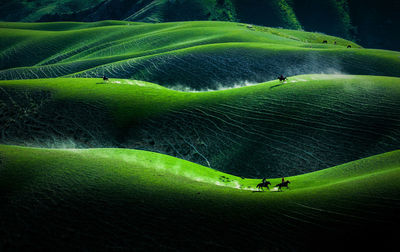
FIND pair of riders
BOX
[257,177,290,191]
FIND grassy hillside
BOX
[0,144,399,250]
[1,11,399,251]
[1,75,400,177]
[290,0,355,40]
[2,21,400,90]
[232,0,302,30]
[0,0,104,22]
[1,1,399,51]
[0,0,236,23]
[347,0,400,51]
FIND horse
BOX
[275,180,290,191]
[322,40,328,44]
[347,45,352,48]
[277,75,287,82]
[256,181,271,191]
[102,75,109,81]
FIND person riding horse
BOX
[256,178,271,191]
[276,179,290,191]
[278,75,288,82]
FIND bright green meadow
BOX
[0,20,399,251]
[1,144,399,250]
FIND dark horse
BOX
[276,180,290,191]
[256,181,271,191]
[322,40,328,44]
[277,75,288,82]
[102,75,109,81]
[347,45,352,48]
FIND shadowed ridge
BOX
[0,144,399,250]
[1,75,400,177]
[3,21,400,89]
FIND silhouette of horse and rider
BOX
[277,74,288,82]
[275,177,291,192]
[256,178,271,191]
[256,177,291,192]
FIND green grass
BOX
[1,144,399,192]
[1,19,400,251]
[0,20,138,31]
[1,74,399,124]
[0,0,105,22]
[1,21,399,89]
[1,74,400,178]
[0,144,399,250]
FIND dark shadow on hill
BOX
[2,0,400,51]
[270,83,284,89]
[2,79,400,178]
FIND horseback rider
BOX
[276,178,290,191]
[257,178,271,191]
[278,75,287,82]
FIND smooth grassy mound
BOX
[0,144,399,250]
[2,21,400,89]
[1,74,400,178]
[2,0,398,51]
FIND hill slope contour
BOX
[1,74,400,177]
[1,0,399,50]
[0,144,399,250]
[2,21,400,89]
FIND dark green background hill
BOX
[1,0,399,51]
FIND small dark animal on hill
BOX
[276,180,290,191]
[277,75,288,82]
[334,41,337,45]
[102,75,109,81]
[347,45,352,48]
[256,180,271,191]
[322,40,328,44]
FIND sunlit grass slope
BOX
[1,21,399,89]
[0,144,399,250]
[1,74,400,177]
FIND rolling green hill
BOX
[0,144,399,250]
[1,0,399,51]
[1,17,400,251]
[1,21,400,90]
[1,74,400,177]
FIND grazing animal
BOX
[278,75,288,82]
[275,180,290,191]
[322,40,328,44]
[256,181,271,191]
[347,45,352,48]
[102,75,109,81]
